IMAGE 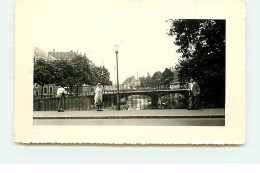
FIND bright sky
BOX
[31,0,181,84]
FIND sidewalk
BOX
[33,108,225,119]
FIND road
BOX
[34,118,224,126]
[33,108,225,126]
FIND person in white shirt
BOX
[94,83,103,111]
[56,86,65,112]
[187,78,201,110]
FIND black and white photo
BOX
[32,19,226,126]
[14,0,246,144]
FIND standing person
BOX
[94,83,103,111]
[56,86,65,112]
[187,78,201,110]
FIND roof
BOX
[48,50,95,66]
[34,47,57,61]
[123,76,135,84]
[48,51,77,60]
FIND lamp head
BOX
[114,45,120,53]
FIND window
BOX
[43,87,48,95]
[35,83,39,88]
[49,86,53,95]
[35,91,39,96]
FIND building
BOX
[48,49,78,61]
[33,47,59,96]
[34,47,57,63]
[33,83,58,97]
[69,84,94,96]
[123,76,141,89]
[48,49,95,66]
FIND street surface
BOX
[33,108,225,126]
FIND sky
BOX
[30,0,181,84]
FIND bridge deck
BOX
[100,89,188,96]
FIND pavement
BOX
[33,108,225,126]
[33,108,225,119]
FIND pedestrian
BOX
[187,78,201,110]
[94,83,103,111]
[56,86,65,112]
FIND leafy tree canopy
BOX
[34,59,55,87]
[34,55,112,91]
[167,19,225,106]
[151,71,162,89]
[161,68,174,87]
[70,55,92,86]
[91,66,112,86]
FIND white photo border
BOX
[14,0,246,144]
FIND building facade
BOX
[34,47,59,96]
[48,49,78,61]
[34,47,57,63]
[48,49,95,66]
[123,76,141,89]
[33,83,58,97]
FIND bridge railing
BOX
[33,90,189,111]
[33,95,94,111]
[33,88,224,111]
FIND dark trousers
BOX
[188,94,200,110]
[97,105,102,111]
[96,99,102,111]
[58,97,63,111]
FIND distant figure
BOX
[56,86,65,112]
[95,83,103,111]
[187,78,201,110]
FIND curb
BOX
[34,115,225,120]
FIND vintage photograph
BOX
[32,18,225,126]
[15,0,246,144]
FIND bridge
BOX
[33,89,189,111]
[85,89,189,109]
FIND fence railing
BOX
[33,95,94,111]
[33,89,224,111]
[33,92,188,111]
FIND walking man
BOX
[56,86,65,112]
[187,78,201,110]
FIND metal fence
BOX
[33,95,93,111]
[33,89,224,111]
[33,92,188,111]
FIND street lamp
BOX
[114,45,120,110]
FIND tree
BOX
[34,59,55,97]
[99,66,113,86]
[91,66,112,86]
[161,68,174,87]
[34,54,113,95]
[52,59,74,88]
[139,75,151,88]
[167,19,225,107]
[51,55,93,94]
[71,55,92,85]
[69,55,92,94]
[151,71,162,89]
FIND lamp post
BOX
[114,45,120,110]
